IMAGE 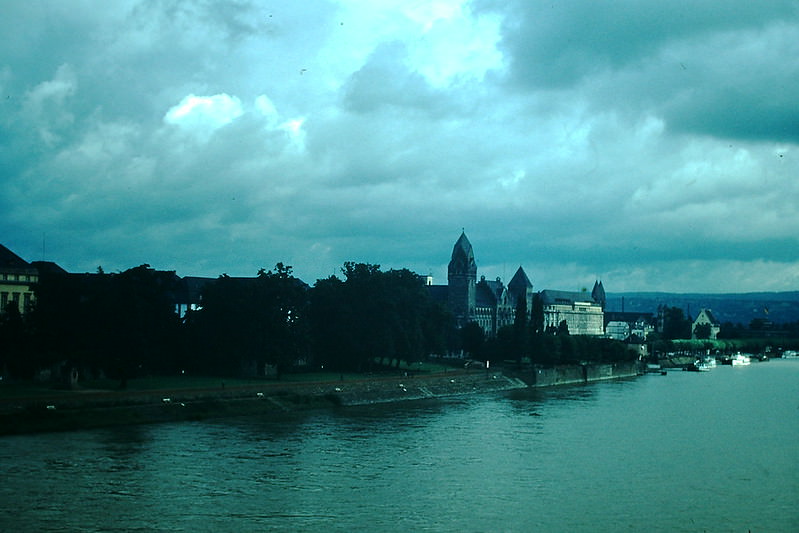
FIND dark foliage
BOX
[15,259,799,384]
[24,265,181,386]
[309,263,453,372]
[188,263,310,378]
[661,306,692,340]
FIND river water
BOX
[1,360,797,532]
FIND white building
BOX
[540,289,604,336]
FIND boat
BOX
[731,353,751,366]
[684,359,711,372]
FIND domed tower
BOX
[448,231,477,326]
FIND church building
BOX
[430,232,533,336]
[430,232,604,337]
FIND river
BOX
[1,359,797,532]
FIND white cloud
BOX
[164,93,244,139]
[280,117,307,149]
[254,94,278,121]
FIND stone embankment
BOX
[0,371,527,435]
[527,361,641,387]
[0,363,641,435]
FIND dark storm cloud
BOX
[2,1,798,292]
[666,73,799,142]
[486,0,797,87]
[481,0,799,145]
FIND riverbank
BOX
[0,362,641,435]
[0,370,527,435]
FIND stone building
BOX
[431,232,605,337]
[539,288,605,336]
[0,244,39,315]
[431,232,534,336]
[692,308,721,340]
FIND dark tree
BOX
[749,318,771,331]
[661,306,692,340]
[528,292,547,365]
[29,265,180,385]
[309,263,449,372]
[192,264,309,377]
[0,302,32,378]
[309,275,355,371]
[512,295,529,364]
[530,293,545,336]
[461,321,484,359]
[104,265,182,385]
[693,323,712,339]
[718,321,745,339]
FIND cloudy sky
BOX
[2,0,798,293]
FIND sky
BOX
[2,0,798,293]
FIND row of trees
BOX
[1,262,637,383]
[0,263,459,381]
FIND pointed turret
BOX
[591,280,606,309]
[447,231,477,326]
[508,266,533,312]
[508,266,532,291]
[448,232,476,278]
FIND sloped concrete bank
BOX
[324,372,528,406]
[0,364,642,435]
[0,371,528,435]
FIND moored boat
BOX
[685,359,712,372]
[731,353,751,366]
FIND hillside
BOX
[605,291,799,325]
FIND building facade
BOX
[692,308,721,340]
[0,244,39,315]
[540,289,605,336]
[431,232,534,336]
[432,232,603,337]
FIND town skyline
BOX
[3,1,798,294]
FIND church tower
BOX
[591,280,606,310]
[508,266,534,312]
[448,231,477,326]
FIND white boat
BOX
[731,353,751,366]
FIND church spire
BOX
[448,231,476,277]
[448,231,477,326]
[592,280,606,309]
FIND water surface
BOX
[2,360,797,532]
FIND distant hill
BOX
[605,292,799,325]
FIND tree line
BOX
[1,262,638,383]
[1,262,455,382]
